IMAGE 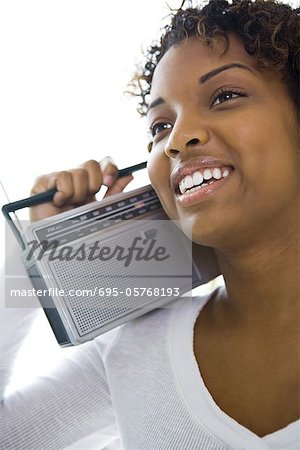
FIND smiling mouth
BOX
[175,166,234,196]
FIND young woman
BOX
[1,1,299,448]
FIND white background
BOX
[0,0,297,206]
[0,0,173,210]
[0,0,297,395]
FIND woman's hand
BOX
[29,158,133,221]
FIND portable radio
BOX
[2,164,220,346]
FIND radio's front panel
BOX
[22,185,219,345]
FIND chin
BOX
[178,215,229,249]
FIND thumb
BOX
[100,156,118,188]
[104,174,133,197]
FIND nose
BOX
[164,119,209,159]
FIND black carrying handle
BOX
[2,161,147,249]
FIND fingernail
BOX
[103,174,114,187]
[100,156,116,171]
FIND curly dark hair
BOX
[131,0,299,116]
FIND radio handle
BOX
[2,161,147,249]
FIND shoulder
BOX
[95,287,219,358]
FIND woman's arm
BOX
[0,243,119,450]
[0,160,132,449]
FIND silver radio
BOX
[3,169,220,346]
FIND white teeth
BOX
[179,180,185,195]
[178,166,232,195]
[212,168,222,180]
[189,185,202,193]
[203,169,213,180]
[185,175,193,189]
[192,171,203,186]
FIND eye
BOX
[150,122,172,138]
[211,88,246,107]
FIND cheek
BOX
[224,111,300,229]
[147,150,179,219]
[245,115,299,193]
[223,107,299,191]
[147,147,164,187]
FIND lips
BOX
[171,158,235,195]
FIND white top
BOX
[0,251,299,449]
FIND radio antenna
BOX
[0,179,24,243]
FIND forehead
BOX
[150,35,257,98]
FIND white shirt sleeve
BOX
[0,244,118,450]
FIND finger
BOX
[100,156,118,188]
[50,171,74,206]
[104,174,133,197]
[79,159,103,194]
[69,168,89,204]
[31,172,60,195]
[30,172,70,207]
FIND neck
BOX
[214,210,300,333]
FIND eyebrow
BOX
[147,97,165,114]
[147,63,254,114]
[199,62,254,84]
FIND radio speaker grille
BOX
[45,221,192,336]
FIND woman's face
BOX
[147,35,299,248]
